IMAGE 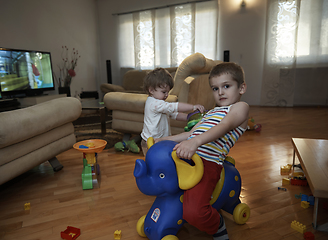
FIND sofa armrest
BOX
[100,83,126,94]
[104,92,178,113]
[0,97,82,148]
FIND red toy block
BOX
[61,226,80,240]
[290,178,307,186]
[304,231,315,240]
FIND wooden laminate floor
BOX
[1,106,328,240]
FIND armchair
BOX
[103,53,222,135]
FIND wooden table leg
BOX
[292,149,296,176]
[99,107,106,135]
[313,197,319,229]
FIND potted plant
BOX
[57,46,80,96]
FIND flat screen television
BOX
[0,47,55,98]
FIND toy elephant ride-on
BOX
[133,138,250,240]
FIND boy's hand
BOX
[173,138,198,159]
[193,104,206,113]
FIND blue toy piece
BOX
[134,139,250,240]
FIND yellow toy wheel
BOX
[233,203,250,224]
[136,215,147,237]
[162,235,179,240]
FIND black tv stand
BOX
[25,89,45,97]
[0,99,20,112]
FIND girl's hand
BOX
[193,104,206,113]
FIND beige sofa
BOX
[100,67,178,95]
[104,53,222,135]
[0,97,82,185]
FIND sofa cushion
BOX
[0,97,81,148]
[122,67,178,92]
[122,70,150,92]
[113,111,144,122]
[0,133,76,185]
[104,92,178,113]
[0,123,74,166]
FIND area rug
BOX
[73,113,124,149]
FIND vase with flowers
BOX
[57,46,80,96]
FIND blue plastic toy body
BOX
[134,140,250,240]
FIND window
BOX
[118,1,218,69]
[261,0,328,107]
[267,0,328,66]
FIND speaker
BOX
[106,60,112,84]
[224,50,230,62]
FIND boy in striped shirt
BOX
[156,62,249,240]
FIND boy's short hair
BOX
[143,68,174,95]
[209,62,245,86]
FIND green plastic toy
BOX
[184,110,207,132]
[115,140,140,153]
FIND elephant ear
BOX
[147,137,155,149]
[171,151,204,190]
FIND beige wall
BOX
[218,0,266,105]
[0,0,101,96]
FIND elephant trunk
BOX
[134,159,146,178]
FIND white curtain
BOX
[118,1,218,70]
[261,0,328,106]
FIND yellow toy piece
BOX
[85,142,95,148]
[301,201,310,209]
[24,202,30,210]
[85,153,96,165]
[114,230,122,239]
[291,220,306,234]
[280,164,292,175]
[282,177,291,185]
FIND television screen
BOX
[0,47,55,97]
